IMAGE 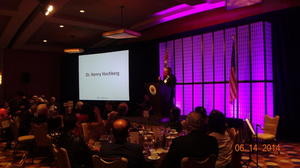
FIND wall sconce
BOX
[0,72,2,85]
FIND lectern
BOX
[146,82,172,116]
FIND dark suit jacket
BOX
[161,130,219,168]
[163,74,176,89]
[57,132,92,168]
[99,142,145,168]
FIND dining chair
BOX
[53,146,72,168]
[257,115,280,142]
[181,154,217,168]
[82,122,105,142]
[31,123,49,148]
[92,155,128,168]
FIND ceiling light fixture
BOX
[102,5,141,39]
[79,9,85,13]
[59,25,64,28]
[45,4,54,16]
[43,39,47,43]
[64,48,85,54]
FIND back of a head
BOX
[194,106,207,119]
[76,101,84,109]
[170,107,181,121]
[36,104,48,116]
[208,110,226,134]
[118,103,128,116]
[185,112,205,132]
[112,119,130,144]
[63,118,77,133]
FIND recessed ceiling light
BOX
[64,48,85,54]
[79,9,85,13]
[43,40,47,43]
[59,25,64,28]
[45,5,54,16]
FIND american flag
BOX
[230,38,238,103]
[164,49,169,67]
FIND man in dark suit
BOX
[159,67,177,115]
[98,119,145,168]
[161,112,219,168]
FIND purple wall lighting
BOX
[159,21,274,125]
[159,1,226,23]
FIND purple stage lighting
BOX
[159,21,273,125]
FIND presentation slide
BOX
[79,50,129,101]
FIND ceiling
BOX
[0,0,208,53]
[0,0,299,53]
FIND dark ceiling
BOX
[0,0,299,53]
[0,0,195,53]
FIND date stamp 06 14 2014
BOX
[234,143,280,154]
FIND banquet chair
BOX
[257,115,280,141]
[31,123,49,148]
[53,146,72,168]
[181,154,217,168]
[82,122,105,142]
[0,118,11,138]
[12,118,35,161]
[92,155,128,168]
[228,127,242,168]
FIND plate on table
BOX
[148,155,160,160]
[155,148,168,154]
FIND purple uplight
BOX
[159,1,226,23]
[154,4,191,16]
[159,21,273,126]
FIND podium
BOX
[146,82,173,116]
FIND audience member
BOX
[48,97,58,117]
[33,104,48,124]
[118,102,129,116]
[161,111,218,168]
[169,107,182,132]
[98,119,145,168]
[194,106,208,120]
[208,110,233,168]
[103,101,114,120]
[74,101,84,114]
[0,108,8,120]
[56,118,92,168]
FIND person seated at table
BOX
[103,101,114,120]
[118,102,129,116]
[56,118,92,168]
[98,119,145,168]
[194,106,208,120]
[32,104,48,124]
[169,107,182,132]
[161,111,218,168]
[105,110,120,133]
[208,110,233,168]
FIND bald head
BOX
[112,119,130,144]
[37,104,48,116]
[113,119,129,130]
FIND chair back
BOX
[263,115,280,136]
[31,123,49,147]
[82,122,105,142]
[228,128,241,168]
[0,118,11,129]
[53,147,72,168]
[92,155,128,168]
[181,154,217,168]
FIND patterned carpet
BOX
[241,142,300,168]
[0,142,300,168]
